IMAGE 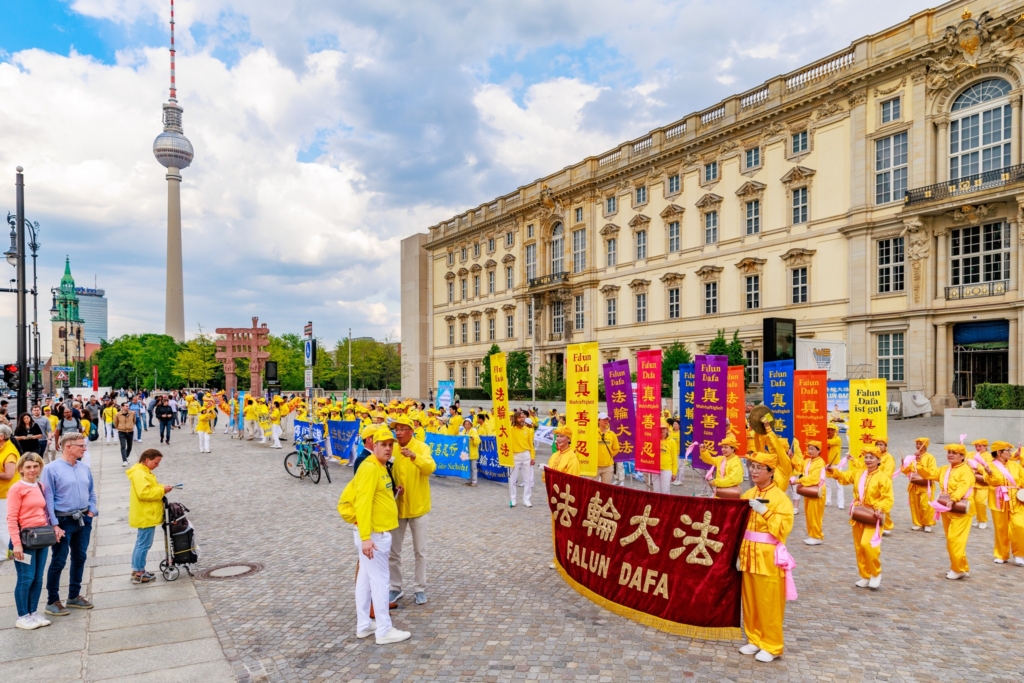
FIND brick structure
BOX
[215,316,271,397]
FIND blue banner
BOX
[677,363,695,452]
[764,360,795,443]
[424,433,471,479]
[293,419,326,444]
[327,419,360,463]
[437,381,455,410]
[478,436,509,482]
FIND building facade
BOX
[75,286,108,344]
[402,0,1024,410]
[50,258,86,365]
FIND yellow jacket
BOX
[763,429,794,489]
[338,456,398,540]
[879,452,895,479]
[739,482,794,576]
[970,450,992,488]
[701,450,744,488]
[981,458,1024,511]
[597,428,620,468]
[660,438,679,476]
[509,425,534,458]
[197,411,214,434]
[126,463,164,528]
[187,400,200,416]
[900,452,938,491]
[461,427,480,460]
[826,435,843,466]
[938,463,975,510]
[391,438,436,518]
[102,405,117,423]
[829,467,893,524]
[546,447,580,478]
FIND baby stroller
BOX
[160,497,199,581]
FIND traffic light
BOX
[3,363,19,391]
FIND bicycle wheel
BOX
[284,451,302,478]
[308,455,321,484]
[320,454,331,483]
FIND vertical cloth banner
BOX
[424,433,471,479]
[437,381,455,410]
[603,360,637,463]
[826,380,850,431]
[489,352,514,467]
[478,436,510,482]
[847,379,888,456]
[635,350,662,474]
[326,420,361,463]
[566,342,599,477]
[726,367,748,456]
[793,370,828,449]
[763,360,795,444]
[692,355,729,469]
[293,420,326,444]
[678,364,696,455]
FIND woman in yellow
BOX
[738,450,795,664]
[872,437,896,535]
[968,439,992,529]
[652,420,678,494]
[102,402,117,444]
[826,445,892,589]
[936,443,975,580]
[793,441,826,546]
[126,450,174,583]
[824,423,844,509]
[196,405,214,453]
[699,434,743,498]
[545,426,580,478]
[978,441,1024,566]
[459,417,481,487]
[595,412,619,484]
[899,437,938,532]
[758,417,794,498]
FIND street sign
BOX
[53,366,74,372]
[304,339,316,367]
[304,322,313,337]
[55,371,68,381]
[304,368,313,389]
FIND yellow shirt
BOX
[547,447,580,477]
[597,428,620,468]
[829,467,894,524]
[197,411,214,434]
[938,462,975,506]
[102,406,117,423]
[899,452,938,491]
[981,458,1024,511]
[879,452,895,479]
[391,438,436,519]
[126,463,165,528]
[339,456,399,540]
[739,482,794,576]
[0,440,21,498]
[271,408,281,426]
[796,456,826,488]
[826,435,843,466]
[509,425,534,458]
[187,400,200,416]
[970,450,992,488]
[243,404,256,420]
[461,427,480,460]
[47,414,58,433]
[763,429,794,489]
[660,438,679,476]
[700,450,744,488]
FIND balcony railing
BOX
[904,164,1024,205]
[945,280,1008,300]
[529,271,569,288]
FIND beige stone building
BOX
[402,0,1024,410]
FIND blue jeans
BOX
[14,546,49,617]
[134,414,144,438]
[159,420,172,442]
[132,526,156,572]
[46,515,92,605]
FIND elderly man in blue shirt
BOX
[41,431,98,617]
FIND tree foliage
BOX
[171,334,220,387]
[661,341,693,396]
[479,344,502,396]
[536,359,565,400]
[93,334,184,390]
[507,351,531,391]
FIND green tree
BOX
[536,359,565,400]
[507,351,530,391]
[479,344,502,397]
[661,341,693,396]
[708,329,729,356]
[267,334,305,390]
[93,334,183,390]
[726,330,747,370]
[334,334,402,391]
[171,334,219,387]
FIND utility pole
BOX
[14,168,27,415]
[530,295,536,404]
[347,327,352,397]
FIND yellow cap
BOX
[746,451,778,469]
[990,440,1013,452]
[373,426,396,443]
[391,415,414,428]
[945,443,967,455]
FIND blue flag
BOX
[327,420,360,462]
[293,420,326,444]
[478,436,509,482]
[424,433,471,479]
[763,360,795,443]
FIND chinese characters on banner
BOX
[847,378,888,456]
[793,370,828,449]
[326,420,361,463]
[725,367,747,456]
[635,350,662,474]
[603,360,636,463]
[763,360,794,443]
[424,433,472,479]
[692,355,728,468]
[677,363,695,453]
[544,468,750,639]
[489,352,514,466]
[567,342,599,477]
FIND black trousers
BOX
[118,431,134,462]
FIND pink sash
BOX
[743,530,798,600]
[852,470,883,548]
[991,460,1018,509]
[929,467,974,521]
[903,455,932,497]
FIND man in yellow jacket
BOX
[508,411,535,508]
[969,439,992,530]
[388,415,435,607]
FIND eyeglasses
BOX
[66,442,86,449]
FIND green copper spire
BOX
[51,256,85,323]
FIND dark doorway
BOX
[952,320,1009,404]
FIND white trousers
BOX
[198,432,210,452]
[825,476,845,508]
[508,451,533,505]
[354,529,392,637]
[104,422,114,441]
[652,470,673,494]
[271,424,282,448]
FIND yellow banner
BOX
[489,352,514,467]
[566,342,599,477]
[847,379,887,456]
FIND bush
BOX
[974,383,1024,410]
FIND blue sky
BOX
[0,0,930,359]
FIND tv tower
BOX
[152,0,192,342]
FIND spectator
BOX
[155,397,175,445]
[147,395,157,427]
[42,432,97,617]
[168,395,179,429]
[31,406,52,459]
[102,400,117,444]
[126,449,173,584]
[7,452,63,629]
[114,403,136,467]
[13,413,44,455]
[0,424,20,562]
[128,395,145,442]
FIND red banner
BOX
[726,366,747,455]
[92,365,99,391]
[793,370,827,449]
[545,468,750,639]
[635,350,661,474]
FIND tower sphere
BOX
[153,130,193,169]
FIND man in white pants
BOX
[508,411,535,507]
[824,423,845,508]
[340,426,411,645]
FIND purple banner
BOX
[603,360,636,463]
[691,355,729,471]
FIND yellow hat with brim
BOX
[553,425,572,439]
[391,415,414,428]
[373,426,396,443]
[971,438,988,447]
[719,434,740,450]
[360,425,377,440]
[861,445,881,456]
[945,443,967,455]
[746,451,778,469]
[990,440,1013,452]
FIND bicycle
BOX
[284,434,322,483]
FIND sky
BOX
[0,0,931,358]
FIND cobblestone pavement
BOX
[147,415,1021,682]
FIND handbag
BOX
[20,525,58,550]
[850,505,879,525]
[714,486,742,499]
[937,493,969,515]
[796,484,823,498]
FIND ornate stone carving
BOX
[780,248,816,267]
[781,166,816,188]
[444,271,456,281]
[719,140,739,154]
[735,180,766,199]
[947,203,1001,225]
[659,272,685,286]
[761,122,786,138]
[627,214,651,231]
[469,263,482,273]
[900,218,929,304]
[484,259,497,269]
[501,253,516,263]
[443,315,455,322]
[681,153,700,167]
[924,11,1024,90]
[735,257,767,275]
[815,102,843,119]
[874,77,907,96]
[483,307,497,316]
[457,267,469,277]
[501,303,516,312]
[660,204,685,219]
[627,278,651,293]
[695,265,723,283]
[847,91,867,107]
[911,69,927,84]
[695,193,724,210]
[539,184,565,218]
[599,223,621,237]
[599,284,621,295]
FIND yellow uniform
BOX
[829,467,893,579]
[660,438,679,478]
[547,447,581,477]
[826,435,843,466]
[196,410,214,434]
[699,450,744,492]
[970,450,992,525]
[762,430,794,490]
[462,426,480,460]
[739,482,794,657]
[102,405,116,424]
[597,428,620,469]
[981,458,1024,562]
[391,438,435,519]
[509,424,534,458]
[899,448,938,529]
[796,456,826,541]
[938,463,975,574]
[338,456,398,540]
[878,452,896,531]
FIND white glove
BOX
[735,557,741,572]
[749,499,768,515]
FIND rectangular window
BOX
[877,237,905,293]
[704,211,718,244]
[473,320,480,342]
[461,322,467,344]
[668,221,680,252]
[461,247,467,261]
[745,275,760,309]
[606,238,617,266]
[877,332,904,382]
[474,366,480,387]
[447,281,454,303]
[447,252,454,266]
[448,324,454,345]
[506,232,514,247]
[528,224,534,238]
[636,230,647,260]
[525,243,537,280]
[473,275,480,297]
[527,300,534,337]
[792,187,808,224]
[881,97,900,123]
[704,282,718,315]
[745,350,760,384]
[473,243,480,258]
[506,266,513,290]
[488,270,495,294]
[448,367,454,382]
[552,301,564,335]
[572,229,586,273]
[575,207,583,223]
[950,222,1010,285]
[792,131,808,154]
[550,232,564,274]
[635,293,647,323]
[745,147,760,169]
[668,288,680,319]
[667,174,680,194]
[488,317,495,341]
[791,267,808,304]
[506,314,514,339]
[606,298,617,326]
[636,186,647,204]
[606,196,617,214]
[745,199,760,235]
[461,366,467,387]
[574,294,584,330]
[488,237,495,252]
[875,132,908,204]
[704,161,718,183]
[460,279,467,300]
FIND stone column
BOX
[1012,94,1022,166]
[1010,317,1019,385]
[936,118,950,183]
[1009,208,1020,293]
[935,322,949,402]
[165,167,186,343]
[935,229,948,300]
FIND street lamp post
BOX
[7,210,41,407]
[11,169,27,415]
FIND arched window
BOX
[550,222,564,274]
[58,326,66,339]
[949,78,1012,180]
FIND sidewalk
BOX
[0,439,234,682]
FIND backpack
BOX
[88,421,99,442]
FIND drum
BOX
[714,486,742,499]
[974,471,987,486]
[850,505,879,525]
[1016,489,1024,504]
[938,493,970,515]
[909,474,930,487]
[796,484,822,498]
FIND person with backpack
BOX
[155,397,175,445]
[126,450,173,584]
[55,409,82,453]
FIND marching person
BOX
[700,435,743,498]
[937,444,974,580]
[737,449,795,664]
[824,423,844,508]
[546,425,580,477]
[899,437,937,532]
[126,450,174,584]
[968,439,992,530]
[196,404,215,453]
[338,426,411,645]
[508,411,535,508]
[875,437,895,535]
[459,417,480,487]
[652,420,678,495]
[270,400,284,449]
[595,412,618,484]
[793,440,827,546]
[388,415,435,607]
[826,445,893,589]
[978,441,1024,566]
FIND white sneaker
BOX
[911,526,921,531]
[923,526,933,533]
[375,628,411,645]
[803,538,823,546]
[1014,557,1024,567]
[31,612,51,627]
[739,644,760,655]
[15,615,40,630]
[509,501,516,508]
[855,578,869,588]
[524,502,532,508]
[994,558,1006,564]
[754,650,776,663]
[971,521,979,528]
[946,571,965,580]
[671,481,683,487]
[881,530,891,536]
[792,507,800,515]
[979,523,988,530]
[868,574,881,589]
[356,620,377,638]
